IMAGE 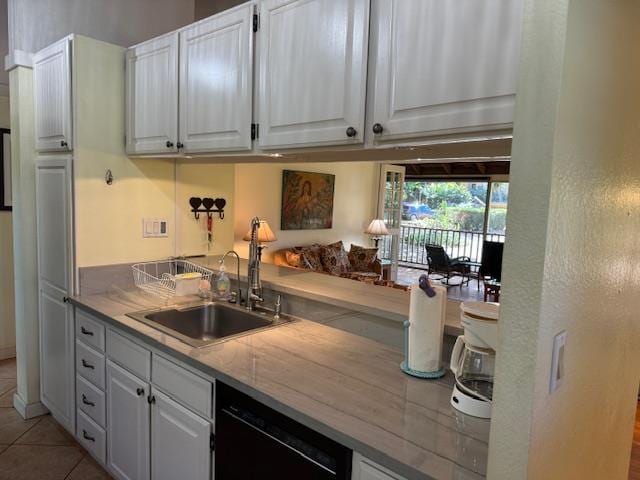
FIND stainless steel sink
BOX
[127,301,293,348]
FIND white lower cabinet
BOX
[352,453,406,480]
[107,359,150,480]
[151,389,211,480]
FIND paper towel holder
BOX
[400,275,446,379]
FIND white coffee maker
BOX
[450,301,499,418]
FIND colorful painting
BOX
[281,170,335,230]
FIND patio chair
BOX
[424,244,471,286]
[477,241,504,290]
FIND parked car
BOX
[402,203,434,221]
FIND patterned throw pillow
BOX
[300,246,323,272]
[348,244,378,272]
[319,241,351,275]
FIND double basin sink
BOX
[127,301,293,348]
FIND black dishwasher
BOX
[215,382,352,480]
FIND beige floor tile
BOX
[0,387,15,407]
[0,444,84,480]
[67,456,113,480]
[0,408,39,444]
[0,379,16,397]
[0,358,16,379]
[16,415,76,446]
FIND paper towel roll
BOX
[407,282,446,374]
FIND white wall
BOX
[488,0,640,478]
[0,94,13,359]
[73,36,176,268]
[175,163,235,258]
[0,0,9,94]
[195,0,244,20]
[233,162,379,260]
[8,0,195,53]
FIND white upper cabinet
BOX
[126,32,179,155]
[33,37,73,152]
[367,0,524,143]
[257,0,370,149]
[179,4,254,153]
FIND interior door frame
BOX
[377,164,405,281]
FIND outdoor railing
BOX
[380,225,505,267]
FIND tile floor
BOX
[0,357,112,479]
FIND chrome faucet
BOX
[247,217,264,310]
[220,250,242,304]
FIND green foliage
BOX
[404,181,473,208]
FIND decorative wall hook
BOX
[189,196,226,220]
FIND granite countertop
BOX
[191,256,464,337]
[69,289,488,480]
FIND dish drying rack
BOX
[132,259,214,299]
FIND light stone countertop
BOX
[192,256,464,337]
[69,288,488,480]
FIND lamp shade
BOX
[243,220,277,243]
[365,219,389,236]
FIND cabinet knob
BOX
[147,394,156,404]
[177,142,184,149]
[346,126,357,138]
[137,388,145,397]
[166,141,174,148]
[60,140,68,147]
[372,123,384,135]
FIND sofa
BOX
[272,241,409,290]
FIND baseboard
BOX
[0,346,16,360]
[13,393,49,420]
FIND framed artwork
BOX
[281,170,335,230]
[0,129,10,211]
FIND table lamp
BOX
[243,220,277,260]
[365,219,389,249]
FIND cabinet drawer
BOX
[106,329,151,381]
[75,309,105,352]
[76,375,106,428]
[77,409,106,464]
[76,340,106,389]
[152,354,212,418]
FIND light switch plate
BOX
[143,218,168,238]
[549,330,567,393]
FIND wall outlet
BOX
[549,330,567,393]
[143,218,168,238]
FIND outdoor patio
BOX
[396,266,485,302]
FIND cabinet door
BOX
[368,0,524,142]
[35,156,73,295]
[36,156,74,431]
[107,360,150,480]
[257,0,369,149]
[33,37,73,152]
[151,389,211,480]
[126,32,179,155]
[179,4,253,153]
[39,288,74,430]
[352,452,406,480]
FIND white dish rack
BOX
[132,259,214,299]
